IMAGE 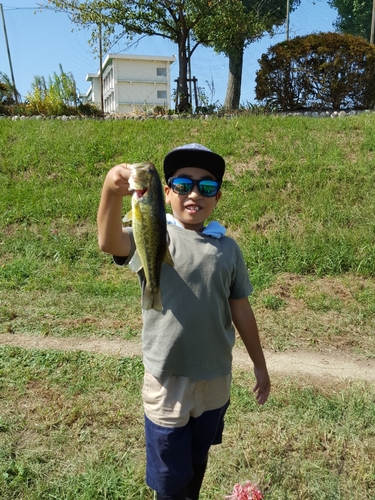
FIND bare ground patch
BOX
[1,332,375,384]
[254,273,375,355]
[1,273,375,384]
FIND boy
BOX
[97,143,271,500]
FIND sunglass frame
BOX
[168,177,221,197]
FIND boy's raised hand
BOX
[105,163,133,197]
[97,164,134,257]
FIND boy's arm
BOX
[97,164,133,257]
[229,297,271,405]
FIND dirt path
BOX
[1,334,375,383]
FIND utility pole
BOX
[371,0,375,44]
[286,0,290,41]
[187,33,192,111]
[99,22,104,112]
[0,3,18,103]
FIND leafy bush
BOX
[0,72,20,106]
[0,66,103,118]
[24,64,91,116]
[0,101,102,117]
[0,82,15,105]
[255,32,375,111]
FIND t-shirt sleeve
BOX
[229,242,253,299]
[113,227,136,267]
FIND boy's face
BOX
[164,167,222,231]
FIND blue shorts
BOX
[144,400,230,496]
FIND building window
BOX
[157,90,167,99]
[157,67,167,76]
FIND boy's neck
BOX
[166,215,226,239]
[167,214,205,231]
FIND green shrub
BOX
[0,72,20,106]
[25,64,84,117]
[255,32,375,111]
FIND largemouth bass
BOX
[123,162,173,312]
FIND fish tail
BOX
[143,285,163,312]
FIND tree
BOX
[0,72,21,105]
[328,0,373,41]
[255,32,375,110]
[44,0,220,112]
[195,0,300,110]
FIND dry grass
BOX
[1,347,374,499]
[2,272,375,358]
[253,273,375,356]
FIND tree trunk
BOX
[223,43,244,110]
[176,32,191,113]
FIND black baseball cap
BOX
[163,143,225,183]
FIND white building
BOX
[82,53,176,113]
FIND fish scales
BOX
[124,162,173,311]
[133,190,165,291]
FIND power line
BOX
[2,6,43,10]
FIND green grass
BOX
[2,116,375,286]
[0,347,148,500]
[1,115,375,498]
[0,347,374,499]
[1,115,375,352]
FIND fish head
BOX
[128,162,157,198]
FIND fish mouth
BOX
[135,188,148,198]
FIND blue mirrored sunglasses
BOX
[168,177,220,197]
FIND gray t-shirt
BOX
[115,224,252,380]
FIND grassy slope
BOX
[0,115,375,498]
[1,115,375,354]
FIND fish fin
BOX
[143,286,163,312]
[163,247,174,267]
[129,250,143,273]
[123,210,133,223]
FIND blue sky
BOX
[1,1,337,105]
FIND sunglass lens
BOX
[199,180,219,197]
[171,178,192,194]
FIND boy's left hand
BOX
[253,366,271,405]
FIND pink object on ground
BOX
[225,480,263,500]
